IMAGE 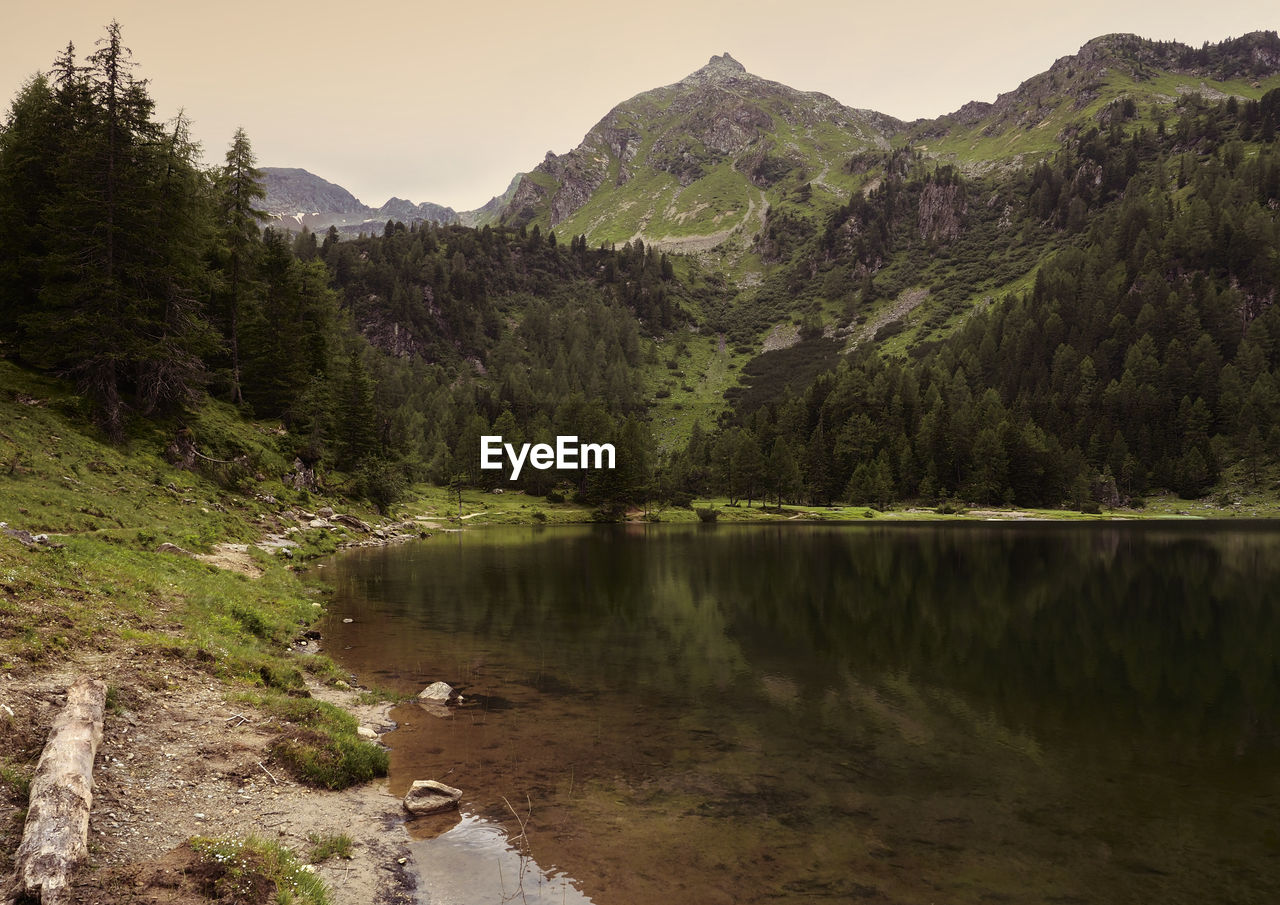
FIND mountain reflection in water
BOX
[323,523,1280,905]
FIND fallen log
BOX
[8,676,107,905]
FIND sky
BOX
[2,1,1276,211]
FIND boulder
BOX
[417,681,458,704]
[403,780,462,816]
[317,506,335,519]
[332,513,371,532]
[3,528,35,547]
[357,726,378,740]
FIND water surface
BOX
[322,523,1280,904]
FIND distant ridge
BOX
[263,32,1280,248]
[261,167,459,235]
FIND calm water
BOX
[321,523,1280,905]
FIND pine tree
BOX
[215,127,267,404]
[22,23,213,435]
[766,438,802,507]
[336,349,377,468]
[0,74,60,345]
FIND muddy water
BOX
[321,523,1280,904]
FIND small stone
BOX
[397,857,407,865]
[403,780,462,816]
[317,506,335,519]
[342,618,354,623]
[357,726,378,740]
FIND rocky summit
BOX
[499,53,901,252]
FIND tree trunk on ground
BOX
[9,676,107,905]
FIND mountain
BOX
[500,53,901,251]
[913,31,1280,165]
[497,37,1280,256]
[459,174,524,228]
[261,167,460,234]
[261,167,365,217]
[6,21,1280,518]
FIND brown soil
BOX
[192,544,263,579]
[0,650,414,905]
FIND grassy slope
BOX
[645,329,744,452]
[547,86,884,248]
[0,361,394,874]
[922,72,1280,166]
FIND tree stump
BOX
[9,676,107,905]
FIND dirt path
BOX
[193,543,262,578]
[1,652,415,905]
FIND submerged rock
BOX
[403,780,462,816]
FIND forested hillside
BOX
[3,23,1280,516]
[669,88,1280,509]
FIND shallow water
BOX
[321,523,1280,904]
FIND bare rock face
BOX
[285,458,317,492]
[917,182,967,243]
[403,780,463,816]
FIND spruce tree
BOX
[215,127,267,405]
[22,23,213,435]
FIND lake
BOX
[320,523,1280,904]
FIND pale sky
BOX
[2,1,1276,211]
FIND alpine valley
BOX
[2,27,1280,516]
[4,21,1280,905]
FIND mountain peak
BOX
[707,52,745,72]
[682,52,751,86]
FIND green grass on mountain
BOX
[923,71,1280,167]
[645,329,745,451]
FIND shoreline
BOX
[1,648,418,905]
[3,488,1279,904]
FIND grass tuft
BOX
[306,832,354,863]
[188,834,328,905]
[269,730,388,790]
